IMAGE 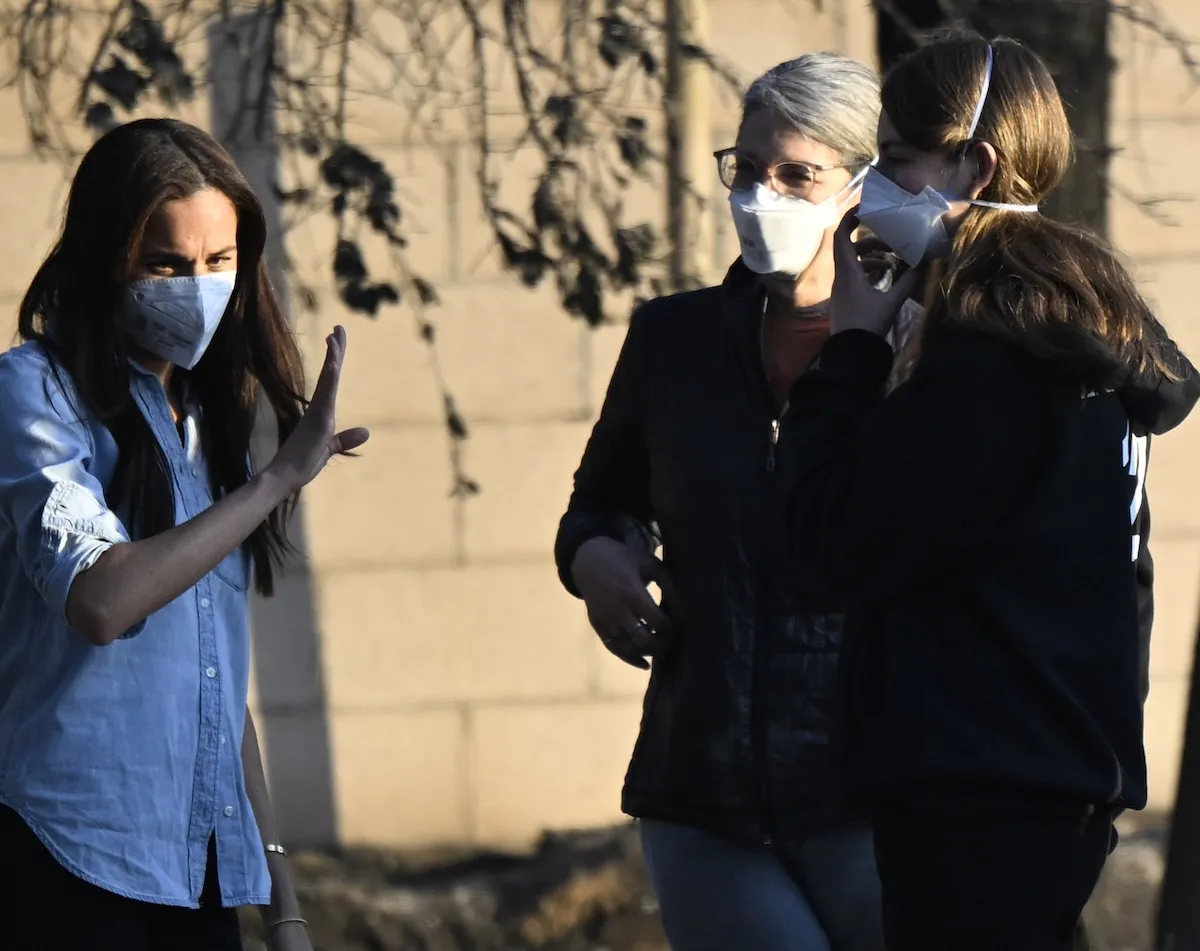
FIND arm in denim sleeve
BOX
[0,348,144,636]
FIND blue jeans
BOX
[640,819,885,951]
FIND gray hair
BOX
[742,52,881,169]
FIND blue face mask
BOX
[122,272,237,370]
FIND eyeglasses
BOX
[714,148,861,199]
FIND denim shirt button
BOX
[224,806,234,817]
[205,667,217,679]
[200,597,211,609]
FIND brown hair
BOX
[883,29,1176,386]
[19,118,305,596]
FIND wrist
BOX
[254,464,298,506]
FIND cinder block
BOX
[1111,2,1200,123]
[250,562,327,711]
[590,631,654,699]
[291,301,448,428]
[317,562,594,708]
[462,421,593,560]
[1135,258,1200,357]
[0,157,72,299]
[587,320,633,417]
[300,424,459,569]
[254,708,340,848]
[1145,674,1190,810]
[1146,416,1200,536]
[1147,538,1200,679]
[330,707,471,847]
[429,281,591,423]
[1109,120,1200,259]
[468,699,643,846]
[709,1,839,83]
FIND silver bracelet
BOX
[264,843,288,857]
[269,916,308,931]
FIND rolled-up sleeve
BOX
[0,349,140,633]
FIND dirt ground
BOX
[240,814,1168,951]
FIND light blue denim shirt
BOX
[0,341,271,908]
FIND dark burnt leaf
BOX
[117,1,164,57]
[546,95,587,146]
[564,263,604,327]
[276,186,312,204]
[598,15,638,69]
[617,115,649,171]
[638,49,659,75]
[92,56,149,111]
[413,277,439,305]
[544,95,573,120]
[419,322,435,343]
[532,165,567,234]
[444,396,469,440]
[333,239,368,283]
[299,133,322,157]
[614,223,655,287]
[340,280,400,317]
[570,225,612,272]
[150,57,195,106]
[298,285,320,311]
[496,233,550,286]
[84,102,118,134]
[452,477,481,497]
[364,192,401,237]
[321,142,389,192]
[680,43,705,60]
[331,193,348,216]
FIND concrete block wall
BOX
[1110,1,1200,810]
[0,0,1195,849]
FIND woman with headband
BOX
[779,30,1200,951]
[556,53,890,951]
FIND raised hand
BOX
[266,325,370,493]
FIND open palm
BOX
[269,325,370,492]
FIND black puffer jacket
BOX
[555,261,855,846]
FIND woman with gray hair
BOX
[554,53,888,951]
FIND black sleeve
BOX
[783,329,1050,603]
[1135,476,1155,706]
[554,307,657,598]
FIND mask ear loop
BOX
[961,44,1040,214]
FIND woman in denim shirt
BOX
[0,118,368,950]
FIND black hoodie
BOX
[780,321,1200,810]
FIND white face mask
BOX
[856,44,1039,268]
[122,272,237,370]
[730,167,868,278]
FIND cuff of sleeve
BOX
[816,330,896,386]
[39,481,145,640]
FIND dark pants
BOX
[872,784,1114,951]
[0,805,243,951]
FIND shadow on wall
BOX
[210,13,339,848]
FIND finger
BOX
[833,207,867,276]
[331,427,371,455]
[639,556,681,615]
[311,326,346,407]
[595,615,651,669]
[886,262,926,306]
[621,616,663,657]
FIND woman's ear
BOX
[965,141,999,199]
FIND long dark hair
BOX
[18,117,305,596]
[883,30,1177,386]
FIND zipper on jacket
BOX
[765,401,789,472]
